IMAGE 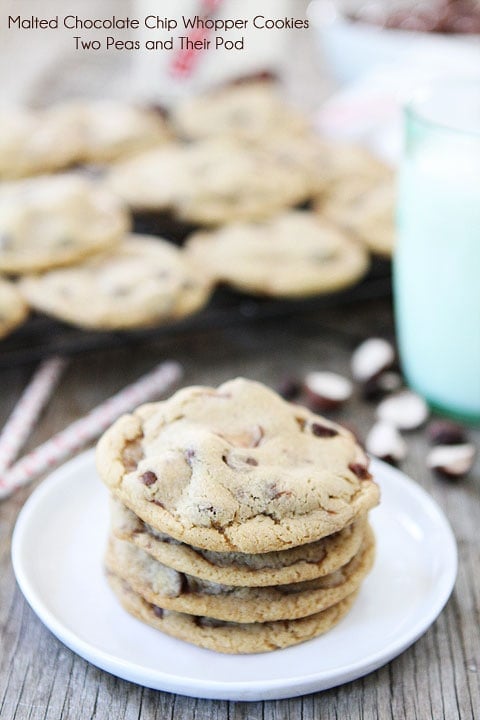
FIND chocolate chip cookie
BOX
[185,210,370,297]
[20,234,212,330]
[105,527,374,623]
[73,100,172,164]
[0,174,129,274]
[172,81,308,142]
[0,106,82,180]
[111,498,368,587]
[318,177,396,257]
[107,571,360,654]
[106,138,315,224]
[0,278,28,339]
[317,141,391,187]
[96,378,380,553]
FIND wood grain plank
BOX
[1,302,479,720]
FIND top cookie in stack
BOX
[97,378,380,653]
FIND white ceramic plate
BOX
[12,450,457,701]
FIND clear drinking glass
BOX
[394,79,480,424]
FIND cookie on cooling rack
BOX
[318,175,396,257]
[106,138,316,225]
[318,142,391,187]
[73,100,172,164]
[310,140,395,256]
[172,81,309,142]
[0,106,82,180]
[0,174,129,274]
[19,234,212,330]
[185,210,370,297]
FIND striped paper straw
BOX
[0,360,182,500]
[169,0,224,78]
[0,356,67,475]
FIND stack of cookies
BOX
[97,378,380,654]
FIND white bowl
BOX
[308,1,480,85]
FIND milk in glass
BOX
[395,86,480,422]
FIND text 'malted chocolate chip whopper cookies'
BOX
[97,378,380,653]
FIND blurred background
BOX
[0,0,318,106]
[3,2,480,95]
[3,1,479,153]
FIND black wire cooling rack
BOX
[0,258,392,369]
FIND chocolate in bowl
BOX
[346,0,480,34]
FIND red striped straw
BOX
[0,356,68,475]
[0,360,182,500]
[169,0,224,79]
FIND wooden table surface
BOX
[1,297,479,720]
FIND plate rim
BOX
[11,449,458,701]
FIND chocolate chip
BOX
[151,604,164,618]
[185,448,196,465]
[426,420,467,446]
[179,573,188,595]
[348,463,372,480]
[351,0,480,34]
[245,457,258,466]
[311,423,338,438]
[140,471,157,486]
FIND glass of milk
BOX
[395,79,480,423]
